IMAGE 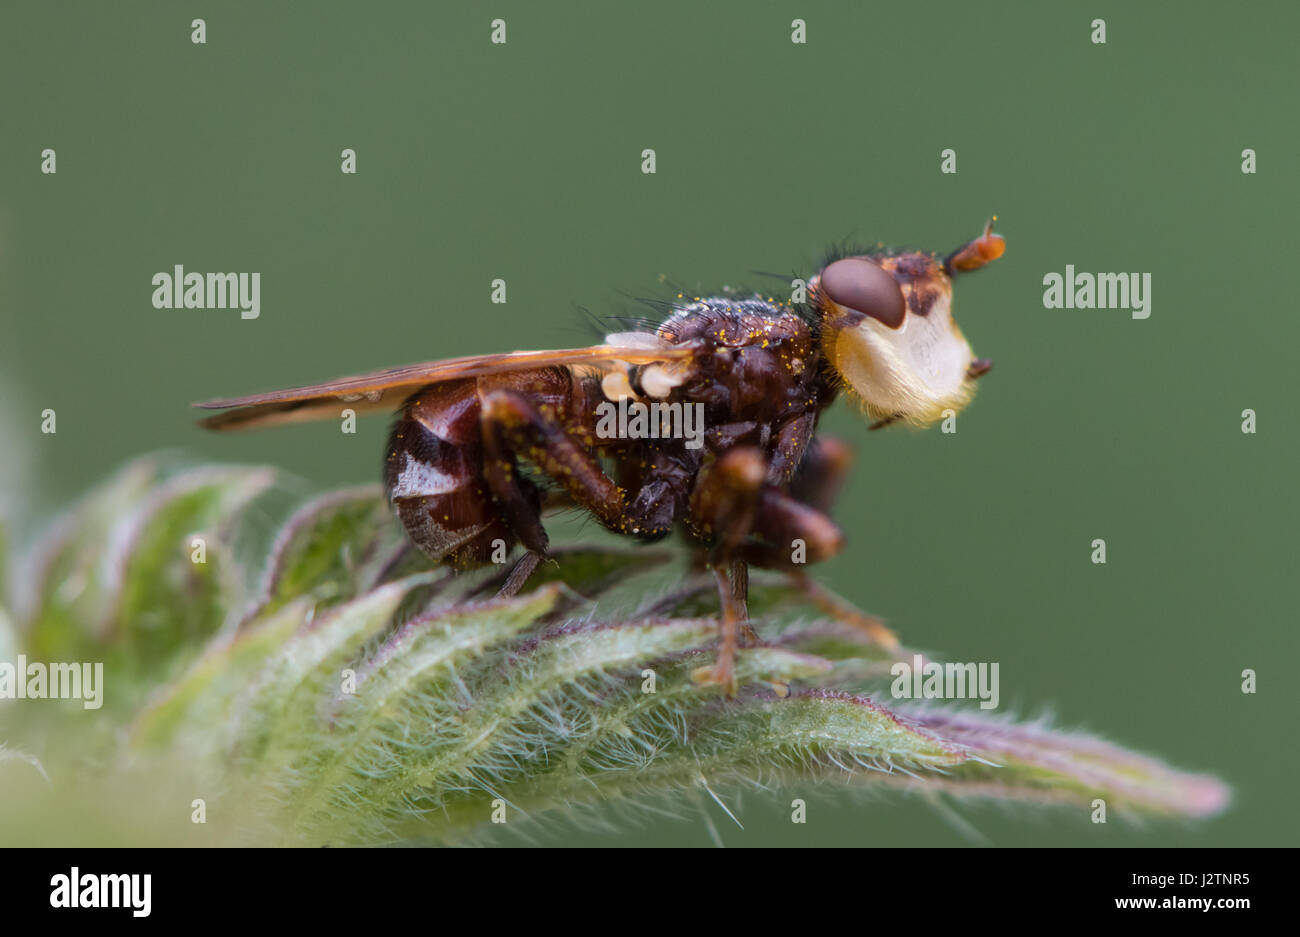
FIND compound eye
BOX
[820,257,906,328]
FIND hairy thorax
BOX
[656,298,826,431]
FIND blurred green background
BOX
[1,0,1296,846]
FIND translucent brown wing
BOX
[194,340,693,431]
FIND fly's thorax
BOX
[646,300,821,422]
[814,252,977,426]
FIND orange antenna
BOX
[945,217,1006,275]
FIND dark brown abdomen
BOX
[383,379,521,568]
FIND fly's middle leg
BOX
[687,446,768,693]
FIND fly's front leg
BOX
[687,446,767,692]
[740,485,899,651]
[787,571,898,650]
[739,488,845,569]
[480,389,631,596]
[783,437,896,647]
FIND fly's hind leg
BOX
[480,389,632,597]
[687,447,768,692]
[498,550,544,598]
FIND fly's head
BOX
[812,219,1004,427]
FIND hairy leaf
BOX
[1,456,1231,845]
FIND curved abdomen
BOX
[383,379,519,568]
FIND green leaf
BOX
[254,486,400,616]
[18,459,274,681]
[4,457,1232,845]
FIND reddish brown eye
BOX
[820,257,906,328]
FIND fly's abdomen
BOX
[384,380,515,568]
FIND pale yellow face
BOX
[816,254,976,427]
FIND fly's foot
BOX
[691,651,737,696]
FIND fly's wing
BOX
[194,339,694,431]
